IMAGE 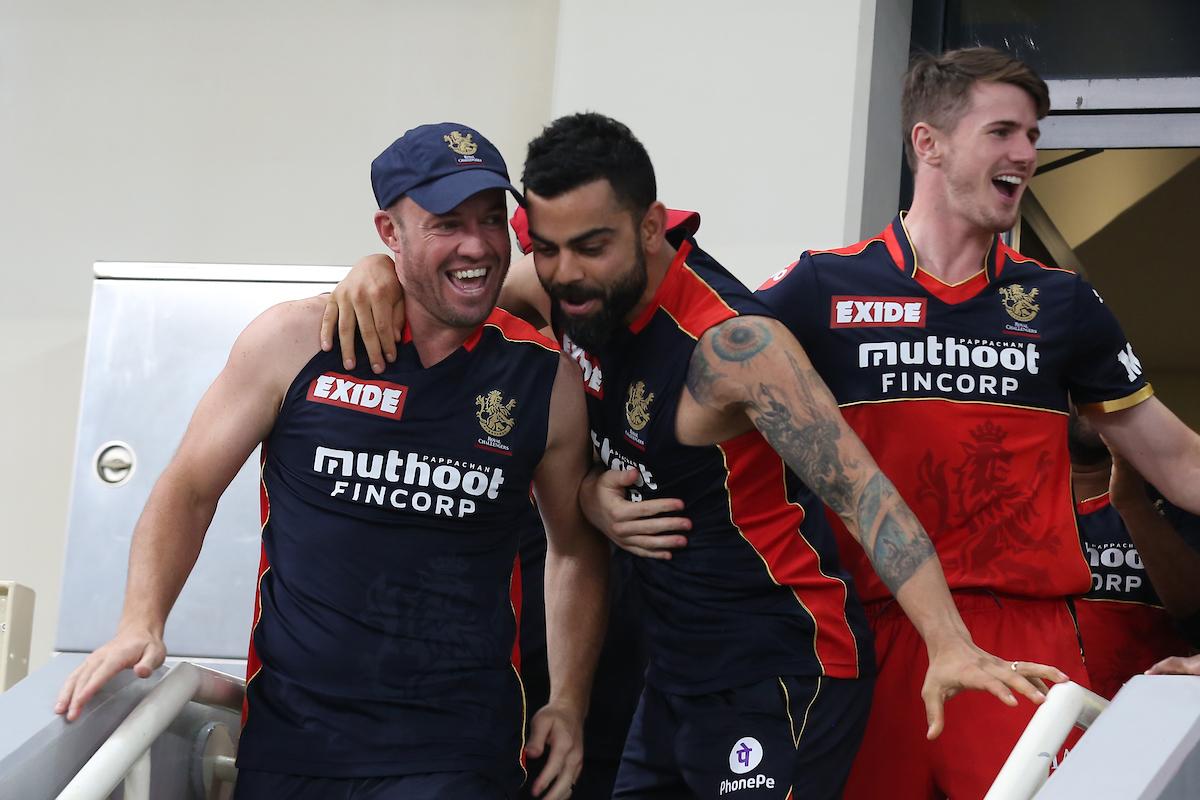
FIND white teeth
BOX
[451,267,487,279]
[995,175,1022,185]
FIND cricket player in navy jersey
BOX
[1068,410,1200,699]
[748,48,1200,799]
[55,123,610,800]
[320,112,1063,800]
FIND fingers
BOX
[133,640,166,678]
[319,295,338,352]
[354,303,386,374]
[1003,661,1066,704]
[337,297,358,371]
[533,725,582,800]
[598,468,640,490]
[924,691,945,740]
[54,663,84,716]
[371,302,397,367]
[1146,655,1195,675]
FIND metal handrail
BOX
[984,681,1110,800]
[55,662,245,800]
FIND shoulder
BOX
[483,307,558,353]
[227,295,325,385]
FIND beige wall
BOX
[0,0,909,672]
[0,0,562,672]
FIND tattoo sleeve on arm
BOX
[693,318,936,594]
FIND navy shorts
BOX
[233,768,514,799]
[613,674,873,799]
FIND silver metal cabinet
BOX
[56,264,347,660]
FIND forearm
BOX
[1113,493,1200,618]
[543,533,610,713]
[118,473,215,635]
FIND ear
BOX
[374,209,404,253]
[640,201,668,256]
[911,121,943,168]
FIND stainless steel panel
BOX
[57,266,348,658]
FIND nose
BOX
[456,221,490,261]
[1012,133,1038,170]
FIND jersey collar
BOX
[628,239,694,334]
[883,213,1006,305]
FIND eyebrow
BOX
[528,226,616,247]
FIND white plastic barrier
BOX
[985,681,1109,800]
[55,662,244,800]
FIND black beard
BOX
[547,245,646,352]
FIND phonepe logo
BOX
[307,372,408,419]
[831,296,927,328]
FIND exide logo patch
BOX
[307,372,408,419]
[831,296,927,328]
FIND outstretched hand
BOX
[320,254,404,374]
[526,703,585,800]
[921,636,1068,739]
[54,628,166,721]
[579,468,691,560]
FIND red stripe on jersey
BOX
[1076,491,1111,516]
[913,267,990,305]
[881,223,907,273]
[809,237,883,258]
[719,430,862,677]
[243,450,272,727]
[631,241,740,338]
[997,240,1078,275]
[510,554,523,672]
[485,307,558,352]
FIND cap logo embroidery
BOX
[444,131,479,157]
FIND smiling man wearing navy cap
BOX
[55,122,610,800]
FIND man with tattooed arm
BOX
[321,113,1063,799]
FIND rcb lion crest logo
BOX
[443,131,479,157]
[625,381,654,431]
[475,390,516,437]
[999,284,1040,322]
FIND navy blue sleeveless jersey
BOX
[557,239,872,694]
[238,307,560,781]
[757,214,1152,604]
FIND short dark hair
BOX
[902,47,1050,170]
[522,112,656,215]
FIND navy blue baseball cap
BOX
[371,122,522,214]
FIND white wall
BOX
[0,0,560,672]
[0,0,909,672]
[551,0,910,287]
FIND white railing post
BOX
[122,750,152,800]
[55,662,244,800]
[984,681,1109,800]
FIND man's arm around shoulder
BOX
[56,298,325,720]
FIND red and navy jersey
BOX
[238,308,559,780]
[756,214,1153,603]
[1074,492,1192,698]
[559,238,872,694]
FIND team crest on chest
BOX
[999,284,1040,323]
[625,381,654,431]
[476,390,516,437]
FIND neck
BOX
[904,192,995,285]
[404,302,477,367]
[1071,459,1112,502]
[626,239,678,324]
